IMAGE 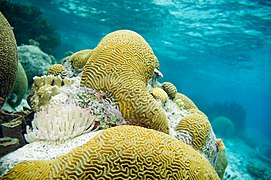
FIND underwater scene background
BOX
[1,0,271,179]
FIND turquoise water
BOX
[3,0,271,178]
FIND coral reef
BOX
[0,29,227,178]
[0,0,60,55]
[43,73,126,130]
[149,87,168,105]
[3,125,219,179]
[81,30,169,133]
[0,12,18,108]
[173,92,198,110]
[47,64,67,76]
[24,103,96,142]
[211,116,236,138]
[67,49,93,72]
[162,82,177,99]
[7,61,28,107]
[18,45,55,86]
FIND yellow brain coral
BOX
[3,125,219,179]
[81,30,169,133]
[0,12,18,107]
[150,87,168,105]
[162,82,177,99]
[47,64,67,76]
[68,49,93,71]
[174,92,198,110]
[175,113,211,150]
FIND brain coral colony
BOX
[3,125,219,179]
[0,29,227,179]
[0,12,18,108]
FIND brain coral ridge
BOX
[3,125,219,179]
[0,12,18,108]
[81,30,169,133]
[175,113,212,150]
[162,82,177,99]
[150,87,168,105]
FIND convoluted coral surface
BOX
[3,125,219,179]
[162,82,177,99]
[150,87,168,105]
[81,30,169,133]
[0,12,18,107]
[175,113,211,150]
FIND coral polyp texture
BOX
[24,103,95,143]
[68,49,93,71]
[0,12,18,107]
[47,64,67,76]
[174,92,198,110]
[3,125,219,179]
[162,82,177,99]
[150,87,168,105]
[81,30,169,133]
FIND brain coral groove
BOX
[3,125,219,179]
[81,30,169,133]
[0,12,18,107]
